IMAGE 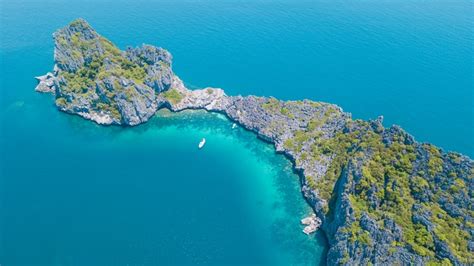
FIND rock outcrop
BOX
[36,19,473,266]
[168,87,473,265]
[44,18,173,125]
[34,72,56,93]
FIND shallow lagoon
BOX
[0,104,327,264]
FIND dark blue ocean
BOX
[0,0,472,265]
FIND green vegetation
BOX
[51,20,472,264]
[69,18,86,28]
[283,106,353,201]
[55,24,155,120]
[280,106,295,118]
[55,97,67,107]
[430,204,471,261]
[262,99,296,119]
[280,101,472,264]
[262,97,280,112]
[342,200,374,246]
[162,88,183,105]
[425,144,444,176]
[98,37,147,83]
[57,25,149,89]
[95,101,122,121]
[345,126,470,263]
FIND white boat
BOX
[198,138,206,149]
[301,214,321,235]
[232,123,237,129]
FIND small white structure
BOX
[301,214,322,235]
[198,138,206,149]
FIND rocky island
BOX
[36,19,473,265]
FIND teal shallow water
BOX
[0,102,327,264]
[0,0,473,264]
[1,0,472,156]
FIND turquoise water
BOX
[0,106,326,264]
[0,0,472,264]
[1,0,472,156]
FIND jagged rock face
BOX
[169,85,473,265]
[320,125,474,266]
[154,79,474,265]
[36,19,473,265]
[53,19,104,73]
[34,72,56,93]
[324,160,425,265]
[126,45,173,93]
[48,18,174,125]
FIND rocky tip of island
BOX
[35,19,473,265]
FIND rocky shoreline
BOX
[36,19,473,265]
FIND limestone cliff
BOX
[38,19,173,125]
[36,19,473,266]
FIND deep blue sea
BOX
[0,0,472,265]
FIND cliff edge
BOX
[36,19,473,266]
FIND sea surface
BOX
[0,0,472,265]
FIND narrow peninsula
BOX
[36,19,473,265]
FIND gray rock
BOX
[36,19,474,266]
[34,72,56,93]
[36,18,174,126]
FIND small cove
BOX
[0,106,328,264]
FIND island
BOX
[35,19,473,265]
